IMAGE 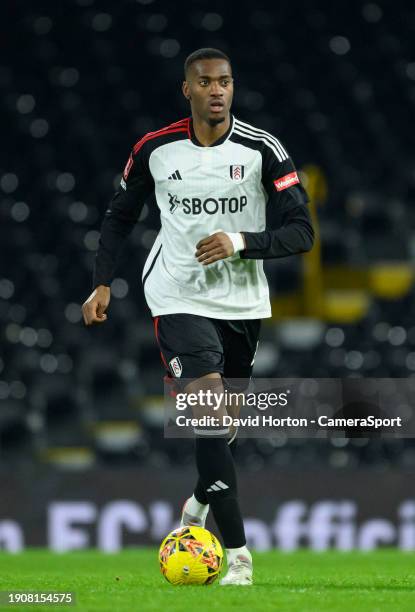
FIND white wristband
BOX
[225,232,245,254]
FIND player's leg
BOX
[182,401,239,527]
[186,319,260,526]
[153,314,252,584]
[217,319,261,585]
[183,372,252,585]
[191,434,237,501]
[184,398,238,525]
[154,314,221,527]
[184,386,238,523]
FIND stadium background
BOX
[1,0,415,552]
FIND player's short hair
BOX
[184,48,231,76]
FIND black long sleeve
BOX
[92,144,154,289]
[92,191,145,288]
[239,143,314,260]
[240,203,314,259]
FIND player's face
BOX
[183,59,233,126]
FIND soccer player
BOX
[82,48,314,585]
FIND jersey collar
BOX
[189,114,234,147]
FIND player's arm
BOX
[195,147,314,265]
[239,151,314,260]
[82,144,154,326]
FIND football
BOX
[159,525,223,585]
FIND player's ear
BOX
[182,81,191,101]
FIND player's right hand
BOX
[82,285,110,326]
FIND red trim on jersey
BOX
[122,154,134,180]
[169,118,190,128]
[133,127,187,155]
[186,117,191,140]
[153,316,169,370]
[133,120,189,155]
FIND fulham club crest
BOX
[169,356,182,378]
[230,165,245,182]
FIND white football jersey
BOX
[96,115,309,320]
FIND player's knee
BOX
[184,372,222,394]
[184,373,226,421]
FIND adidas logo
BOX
[168,170,182,180]
[207,480,229,493]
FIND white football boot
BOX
[220,550,253,586]
[180,495,209,528]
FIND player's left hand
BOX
[195,232,234,265]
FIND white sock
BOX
[185,494,209,517]
[226,545,252,565]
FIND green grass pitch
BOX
[0,550,414,611]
